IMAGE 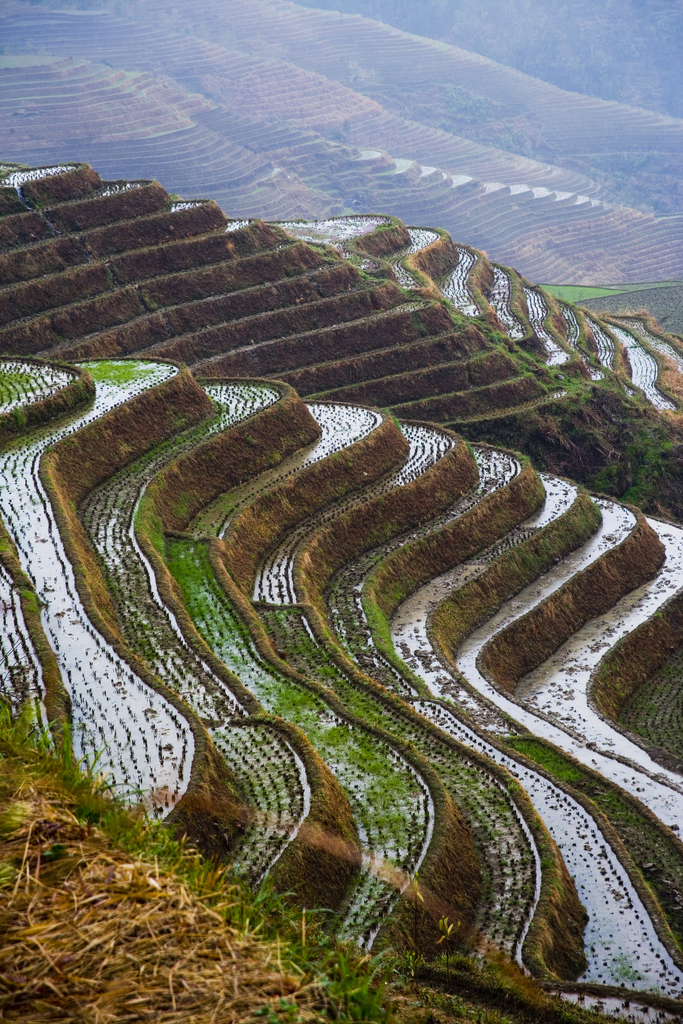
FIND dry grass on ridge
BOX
[0,780,322,1022]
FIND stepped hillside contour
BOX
[4,161,683,1017]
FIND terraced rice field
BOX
[5,164,683,1012]
[0,359,74,413]
[439,247,480,317]
[490,267,525,340]
[523,287,570,366]
[607,324,676,411]
[0,359,194,812]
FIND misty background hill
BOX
[2,0,682,284]
[298,0,683,120]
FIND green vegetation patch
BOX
[80,358,168,386]
[540,286,623,303]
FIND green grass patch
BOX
[541,283,683,303]
[540,286,622,302]
[79,359,168,386]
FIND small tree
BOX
[437,915,460,984]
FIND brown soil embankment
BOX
[408,230,457,281]
[110,220,280,285]
[0,236,85,286]
[47,181,167,234]
[0,185,24,217]
[205,302,452,380]
[21,164,101,207]
[243,716,363,911]
[0,359,94,442]
[289,328,488,397]
[150,281,404,366]
[377,775,482,960]
[0,264,111,326]
[0,288,145,356]
[0,210,53,251]
[84,201,227,260]
[223,413,407,593]
[392,373,545,420]
[39,367,245,855]
[482,513,665,691]
[144,382,319,536]
[141,242,325,309]
[322,349,517,407]
[468,250,495,315]
[51,367,213,507]
[159,263,360,339]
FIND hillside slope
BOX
[294,0,683,122]
[1,0,682,280]
[5,164,683,1012]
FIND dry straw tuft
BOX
[0,791,322,1022]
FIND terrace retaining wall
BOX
[482,513,665,691]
